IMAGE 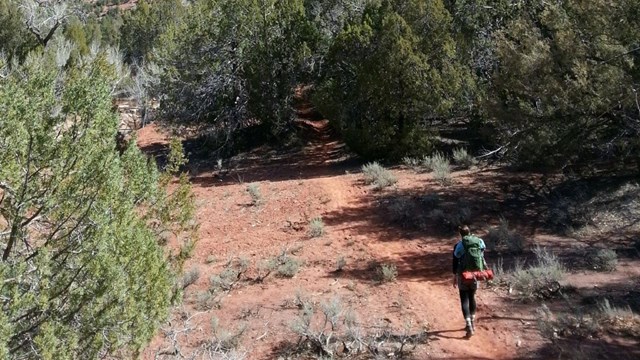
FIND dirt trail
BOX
[138,104,542,359]
[290,116,535,359]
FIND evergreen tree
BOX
[488,0,640,168]
[120,0,183,64]
[0,43,195,358]
[153,0,313,147]
[316,0,470,159]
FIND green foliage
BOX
[153,0,314,147]
[0,45,195,357]
[316,0,471,159]
[0,1,37,61]
[488,1,640,168]
[120,0,182,64]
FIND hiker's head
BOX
[459,225,470,237]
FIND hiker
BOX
[452,225,486,338]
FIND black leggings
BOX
[459,289,477,320]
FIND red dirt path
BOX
[136,116,546,359]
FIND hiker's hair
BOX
[459,225,470,237]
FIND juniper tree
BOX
[485,1,640,168]
[315,0,471,159]
[0,43,195,358]
[152,0,314,149]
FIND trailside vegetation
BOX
[0,3,197,356]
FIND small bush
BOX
[485,217,524,253]
[387,197,422,228]
[181,267,200,289]
[596,299,640,337]
[362,162,397,189]
[590,249,618,272]
[308,217,325,238]
[432,157,452,185]
[277,256,301,278]
[209,316,248,352]
[377,263,398,283]
[417,192,440,207]
[195,291,216,311]
[422,151,446,172]
[246,183,263,206]
[510,246,565,301]
[336,256,347,272]
[537,299,640,343]
[452,147,476,168]
[209,258,249,293]
[402,156,421,170]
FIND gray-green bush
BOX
[362,162,397,189]
[377,263,398,283]
[452,147,476,168]
[510,247,565,301]
[246,183,263,206]
[308,217,325,238]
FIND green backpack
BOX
[462,235,485,271]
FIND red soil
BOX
[136,111,638,358]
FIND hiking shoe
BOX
[471,315,476,331]
[465,324,474,338]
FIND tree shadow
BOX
[532,336,640,360]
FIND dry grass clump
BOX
[537,299,640,342]
[452,147,477,168]
[285,294,428,359]
[362,162,397,189]
[423,152,452,185]
[246,183,263,206]
[308,217,325,238]
[510,246,565,301]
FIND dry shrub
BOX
[537,299,640,342]
[510,246,565,301]
[277,256,301,278]
[429,203,471,230]
[376,263,398,283]
[181,266,201,289]
[588,248,618,272]
[286,294,428,359]
[308,217,325,238]
[246,183,263,206]
[452,147,477,168]
[362,162,397,189]
[484,217,524,253]
[387,197,426,229]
